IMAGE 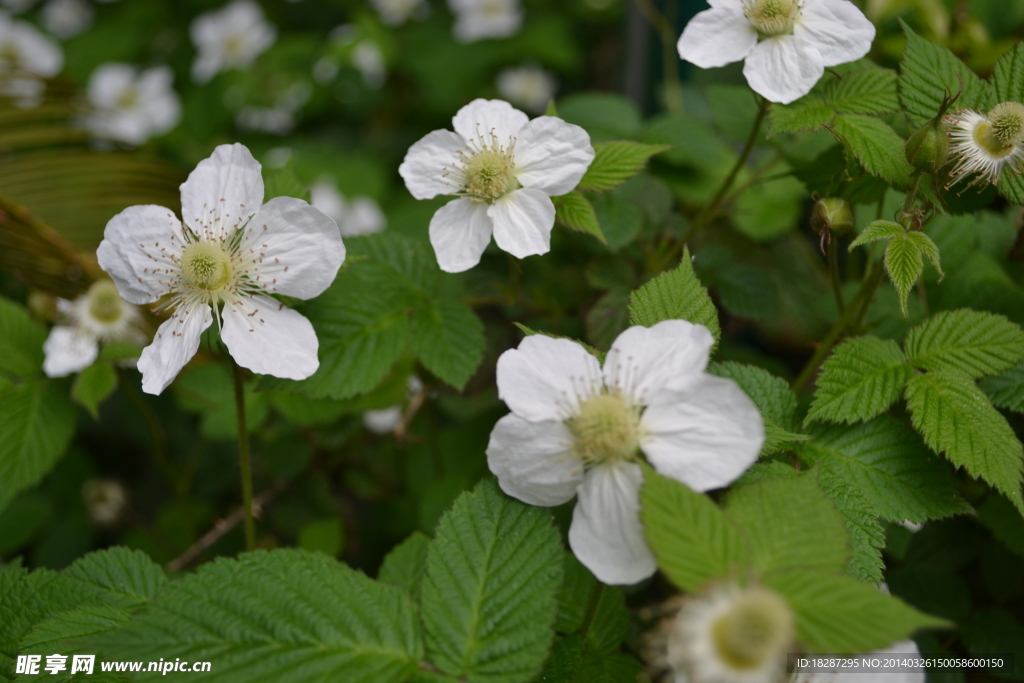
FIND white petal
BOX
[797,0,875,68]
[488,187,554,259]
[568,462,656,585]
[793,641,924,683]
[399,129,466,200]
[221,295,319,380]
[138,302,213,395]
[486,413,584,507]
[640,374,763,492]
[42,326,98,377]
[743,36,825,104]
[87,62,134,108]
[179,143,264,241]
[496,334,602,422]
[241,196,346,300]
[603,320,714,406]
[190,54,221,84]
[97,204,183,305]
[677,7,757,69]
[363,406,402,434]
[451,98,529,144]
[428,198,493,273]
[512,116,595,196]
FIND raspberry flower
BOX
[486,320,764,584]
[43,280,146,378]
[677,0,875,104]
[85,63,181,145]
[399,98,594,272]
[447,0,522,42]
[0,11,62,107]
[370,0,427,26]
[97,143,345,395]
[945,102,1024,188]
[496,63,557,114]
[190,0,276,84]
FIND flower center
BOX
[181,241,233,291]
[115,86,139,110]
[464,147,519,202]
[976,102,1024,157]
[567,392,641,466]
[710,587,794,671]
[744,0,800,37]
[87,280,125,324]
[224,34,245,58]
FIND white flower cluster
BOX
[190,0,275,84]
[84,63,181,145]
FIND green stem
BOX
[827,236,845,315]
[631,0,684,113]
[232,363,256,552]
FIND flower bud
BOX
[906,119,950,172]
[811,197,853,235]
[82,478,127,527]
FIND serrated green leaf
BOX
[102,549,423,683]
[62,547,166,608]
[849,220,904,250]
[824,67,900,115]
[765,571,949,653]
[904,231,943,279]
[554,191,604,242]
[71,361,117,419]
[899,22,993,128]
[797,416,971,524]
[640,466,749,593]
[806,337,912,425]
[904,309,1024,378]
[768,96,834,136]
[411,299,484,390]
[378,531,430,601]
[708,362,808,454]
[577,141,670,192]
[905,370,1024,515]
[980,361,1024,412]
[830,115,914,185]
[628,247,720,345]
[993,42,1024,103]
[535,634,643,683]
[20,604,131,658]
[885,233,924,317]
[815,471,885,583]
[725,472,849,575]
[0,380,75,513]
[552,555,628,655]
[420,480,562,683]
[998,167,1024,204]
[0,296,45,379]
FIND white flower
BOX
[82,478,127,526]
[496,64,556,114]
[0,11,63,77]
[363,375,423,434]
[97,143,346,395]
[668,583,794,683]
[677,0,875,104]
[43,280,146,378]
[945,103,1024,188]
[791,641,925,683]
[447,0,522,42]
[486,320,764,584]
[85,63,181,145]
[352,40,386,88]
[399,98,594,272]
[42,0,93,39]
[310,180,386,238]
[190,0,276,84]
[371,0,427,26]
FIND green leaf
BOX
[797,417,971,524]
[899,22,993,128]
[20,604,131,657]
[0,296,45,378]
[576,141,670,192]
[905,370,1024,515]
[297,518,345,557]
[980,361,1024,412]
[554,192,604,243]
[640,466,749,593]
[849,220,904,250]
[977,494,1024,560]
[884,233,925,317]
[411,299,484,390]
[708,362,809,454]
[536,634,643,683]
[731,175,806,242]
[0,568,97,664]
[824,67,900,115]
[815,471,886,583]
[904,232,943,280]
[725,472,849,575]
[768,97,835,136]
[765,570,949,653]
[102,549,423,683]
[552,554,629,655]
[263,160,308,202]
[420,480,563,683]
[904,309,1024,378]
[993,42,1024,103]
[71,361,117,419]
[378,531,431,601]
[62,547,167,608]
[628,247,720,346]
[806,337,913,425]
[830,115,913,185]
[0,380,75,513]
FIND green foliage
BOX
[552,555,631,658]
[627,247,720,345]
[174,364,268,440]
[0,296,46,378]
[815,472,886,584]
[411,299,485,390]
[849,220,904,249]
[554,192,604,243]
[904,309,1024,378]
[535,634,642,683]
[576,141,670,193]
[71,362,117,418]
[884,233,925,317]
[993,42,1024,104]
[378,531,431,600]
[419,480,563,683]
[980,361,1024,412]
[768,66,899,135]
[806,337,912,425]
[708,362,809,454]
[830,115,913,185]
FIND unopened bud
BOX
[811,197,853,234]
[906,119,950,172]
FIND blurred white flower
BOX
[399,98,594,272]
[447,0,522,42]
[352,40,385,88]
[496,64,556,114]
[97,143,346,395]
[190,0,276,84]
[0,11,63,77]
[234,82,309,135]
[363,376,424,434]
[43,280,146,378]
[310,180,386,237]
[945,103,1024,188]
[677,0,874,104]
[791,641,925,683]
[42,0,92,39]
[486,320,764,584]
[85,63,181,145]
[371,0,427,26]
[82,478,128,526]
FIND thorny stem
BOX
[631,0,684,113]
[232,362,256,552]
